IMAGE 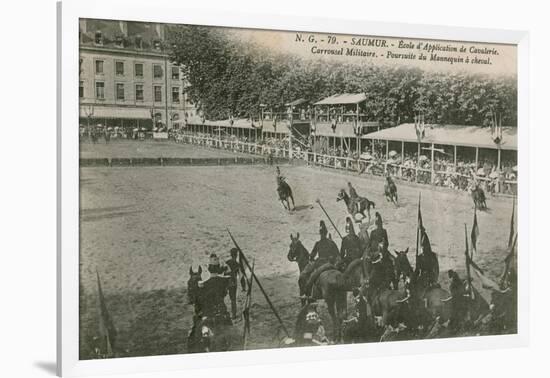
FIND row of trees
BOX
[168,25,517,127]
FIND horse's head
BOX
[394,248,413,281]
[288,233,308,263]
[187,266,202,305]
[337,189,348,203]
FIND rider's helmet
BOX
[319,221,328,237]
[375,212,383,228]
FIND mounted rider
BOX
[298,221,340,299]
[276,166,286,184]
[347,182,360,214]
[197,254,232,327]
[367,212,389,258]
[415,229,439,287]
[339,217,362,270]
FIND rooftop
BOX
[364,123,517,150]
[314,93,367,106]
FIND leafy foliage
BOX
[168,26,517,126]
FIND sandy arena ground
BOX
[79,144,516,358]
[80,139,251,159]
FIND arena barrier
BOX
[79,156,289,167]
[175,132,517,196]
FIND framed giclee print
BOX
[57,1,529,376]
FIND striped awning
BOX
[79,106,152,119]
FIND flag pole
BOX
[227,229,290,338]
[464,224,474,300]
[415,192,421,273]
[243,259,255,349]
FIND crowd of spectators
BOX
[164,129,519,195]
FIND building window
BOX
[135,84,144,101]
[79,81,84,98]
[95,82,105,99]
[153,40,162,50]
[171,66,180,80]
[153,64,163,79]
[154,86,162,102]
[95,60,104,74]
[116,83,125,101]
[134,63,143,78]
[172,87,180,103]
[135,35,143,49]
[115,35,124,47]
[95,31,103,45]
[79,58,83,75]
[115,61,124,76]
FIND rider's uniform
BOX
[198,275,232,326]
[340,233,362,267]
[299,237,339,297]
[368,227,389,257]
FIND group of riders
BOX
[186,167,516,352]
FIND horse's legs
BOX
[289,194,296,210]
[326,296,340,342]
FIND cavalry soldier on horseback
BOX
[298,221,339,299]
[347,182,360,214]
[445,269,468,332]
[339,217,362,270]
[416,230,439,287]
[197,254,232,327]
[368,212,389,257]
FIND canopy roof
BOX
[314,93,367,106]
[314,121,379,137]
[79,106,151,119]
[365,123,517,150]
[285,98,308,107]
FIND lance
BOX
[315,198,343,239]
[227,229,290,337]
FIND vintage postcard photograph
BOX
[77,18,519,360]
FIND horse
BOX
[470,184,487,210]
[277,176,296,211]
[393,248,413,286]
[361,256,411,328]
[384,176,398,206]
[185,268,243,352]
[287,233,310,273]
[337,189,376,224]
[389,251,452,330]
[298,257,367,342]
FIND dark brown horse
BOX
[277,177,295,211]
[384,176,398,206]
[287,233,310,273]
[471,185,487,210]
[337,189,376,224]
[298,257,366,341]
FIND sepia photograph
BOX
[77,17,519,360]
